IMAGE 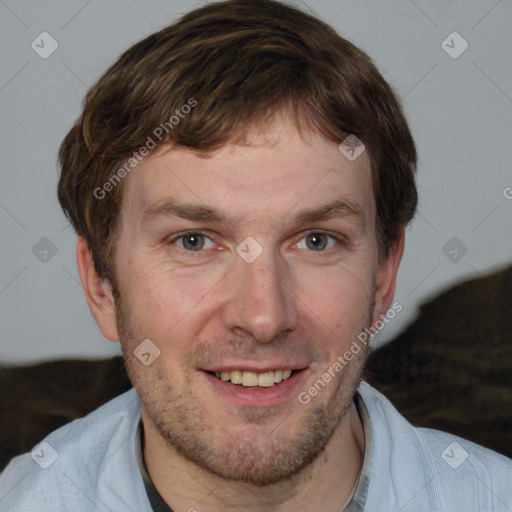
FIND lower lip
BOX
[200,369,310,407]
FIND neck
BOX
[142,403,364,512]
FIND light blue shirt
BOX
[1,381,511,511]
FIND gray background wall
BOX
[1,0,511,364]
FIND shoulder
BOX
[358,381,512,511]
[0,388,151,511]
[416,427,512,510]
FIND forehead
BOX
[120,117,374,230]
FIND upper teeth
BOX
[214,369,293,387]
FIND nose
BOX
[221,248,299,343]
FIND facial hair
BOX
[115,295,373,486]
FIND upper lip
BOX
[200,363,309,373]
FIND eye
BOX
[173,232,215,252]
[296,232,340,251]
[169,230,342,254]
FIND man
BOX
[1,0,510,510]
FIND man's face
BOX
[109,115,386,485]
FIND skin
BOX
[78,111,404,511]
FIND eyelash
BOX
[168,230,346,256]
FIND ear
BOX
[76,237,119,341]
[371,229,405,325]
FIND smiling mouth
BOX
[206,369,297,388]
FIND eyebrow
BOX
[141,198,365,229]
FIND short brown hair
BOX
[58,0,417,283]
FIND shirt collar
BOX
[135,388,373,512]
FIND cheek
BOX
[121,263,217,346]
[133,282,188,336]
[299,264,374,341]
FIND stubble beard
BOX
[115,299,372,487]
